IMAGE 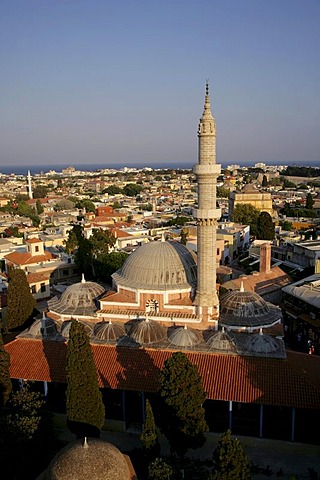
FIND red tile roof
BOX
[27,272,50,284]
[4,251,54,266]
[5,339,320,409]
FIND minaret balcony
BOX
[193,164,221,175]
[193,208,221,220]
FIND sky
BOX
[0,0,319,168]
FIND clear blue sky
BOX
[0,0,319,167]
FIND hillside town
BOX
[1,90,320,480]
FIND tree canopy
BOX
[5,269,37,331]
[231,204,260,236]
[158,352,208,458]
[210,430,251,480]
[256,212,275,240]
[66,320,105,437]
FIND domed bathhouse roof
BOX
[61,319,93,339]
[236,331,286,358]
[112,240,197,291]
[47,276,105,317]
[92,321,126,342]
[206,328,237,353]
[46,437,130,480]
[19,312,61,340]
[168,325,203,348]
[129,317,167,345]
[219,284,282,330]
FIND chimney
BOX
[315,259,320,274]
[260,243,271,274]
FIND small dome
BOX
[242,333,280,354]
[168,326,202,347]
[47,437,130,480]
[129,319,166,344]
[93,321,126,342]
[113,241,197,290]
[206,330,236,352]
[28,315,58,338]
[61,320,92,338]
[219,289,281,328]
[48,278,104,317]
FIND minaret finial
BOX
[206,79,209,96]
[81,273,86,283]
[240,280,244,292]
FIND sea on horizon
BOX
[0,160,319,176]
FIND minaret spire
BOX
[193,82,221,328]
[27,170,33,199]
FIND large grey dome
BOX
[219,289,281,329]
[112,240,197,290]
[48,278,105,317]
[46,437,130,480]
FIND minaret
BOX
[193,82,221,326]
[27,170,33,199]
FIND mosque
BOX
[5,85,320,448]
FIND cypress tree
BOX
[5,269,37,331]
[140,399,159,457]
[159,352,208,458]
[0,331,12,406]
[210,430,251,480]
[66,320,105,437]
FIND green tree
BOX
[0,382,52,479]
[75,236,94,277]
[256,211,275,240]
[148,458,174,480]
[64,224,83,253]
[33,185,48,198]
[232,204,260,236]
[94,251,128,282]
[306,193,314,210]
[0,331,12,406]
[279,220,293,231]
[76,199,96,213]
[158,352,208,458]
[66,320,105,438]
[90,228,116,256]
[217,186,230,198]
[5,269,37,331]
[123,183,143,197]
[103,184,123,195]
[180,228,188,245]
[262,175,268,187]
[210,430,251,480]
[3,383,47,442]
[141,399,159,455]
[36,199,44,215]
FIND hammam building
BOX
[5,85,320,444]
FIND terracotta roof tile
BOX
[5,339,320,409]
[4,251,54,266]
[27,272,50,284]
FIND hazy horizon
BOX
[1,0,319,168]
